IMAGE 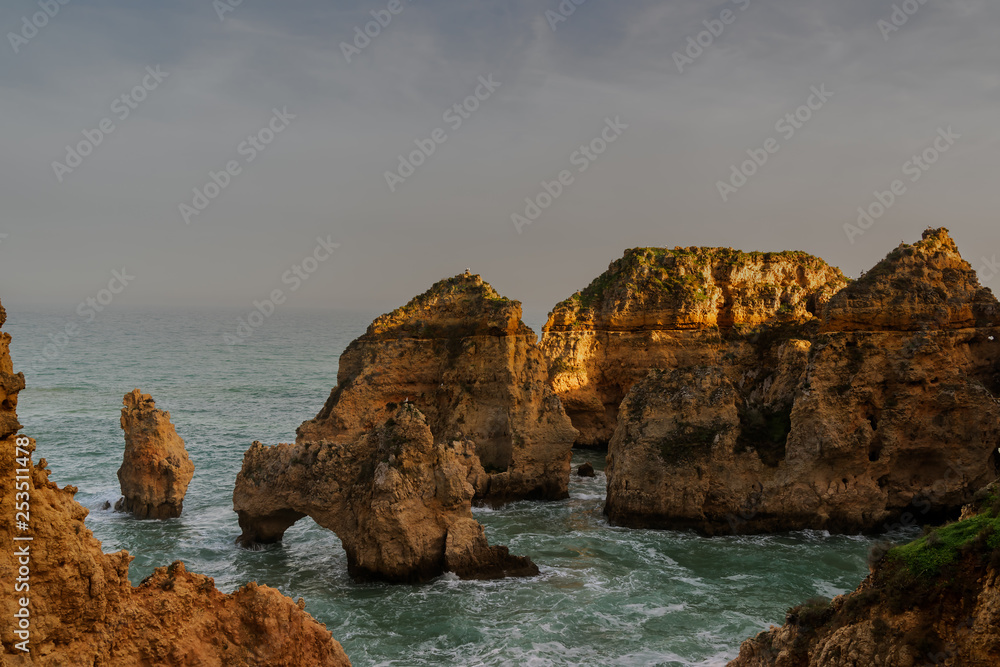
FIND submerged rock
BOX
[297,272,577,502]
[728,482,1000,666]
[234,404,539,583]
[115,388,195,519]
[0,300,351,667]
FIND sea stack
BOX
[115,388,195,519]
[297,272,578,503]
[594,229,1000,534]
[234,404,540,583]
[0,300,351,666]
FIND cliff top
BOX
[544,245,846,332]
[822,227,999,331]
[365,273,534,339]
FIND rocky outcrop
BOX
[0,300,351,666]
[298,273,577,502]
[822,227,1000,332]
[593,230,1000,533]
[729,484,1000,666]
[234,404,539,583]
[115,389,195,519]
[541,247,846,446]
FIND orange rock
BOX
[0,300,351,667]
[234,404,539,583]
[115,389,195,519]
[298,272,578,502]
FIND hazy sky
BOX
[2,0,998,316]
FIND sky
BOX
[2,0,998,318]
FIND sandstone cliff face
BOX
[0,301,351,667]
[298,273,577,502]
[234,404,539,583]
[729,484,1000,667]
[115,388,195,519]
[822,228,1000,332]
[593,230,1000,534]
[542,247,846,446]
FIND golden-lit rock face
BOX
[298,273,578,503]
[544,229,1000,536]
[822,227,1000,332]
[115,389,195,520]
[0,299,352,667]
[233,405,539,583]
[541,246,847,446]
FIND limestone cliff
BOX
[0,301,351,667]
[298,273,577,502]
[570,229,1000,533]
[822,227,999,332]
[115,388,195,519]
[234,404,539,583]
[541,246,846,446]
[729,484,1000,666]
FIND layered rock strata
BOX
[542,246,847,446]
[566,229,1000,533]
[729,483,1000,666]
[0,300,351,666]
[115,388,195,519]
[298,273,577,502]
[234,404,539,583]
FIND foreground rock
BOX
[729,484,1000,666]
[541,246,846,446]
[115,388,195,519]
[234,404,539,582]
[0,301,350,666]
[298,273,577,502]
[591,229,1000,533]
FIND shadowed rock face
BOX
[728,483,1000,667]
[541,246,847,446]
[297,273,577,502]
[234,405,539,583]
[115,388,195,519]
[602,229,1000,535]
[0,300,351,667]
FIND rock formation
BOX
[298,272,577,502]
[728,482,1000,666]
[556,229,1000,534]
[115,388,195,519]
[233,404,539,583]
[0,300,351,666]
[541,246,846,446]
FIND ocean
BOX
[6,306,877,666]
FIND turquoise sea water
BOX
[7,307,877,666]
